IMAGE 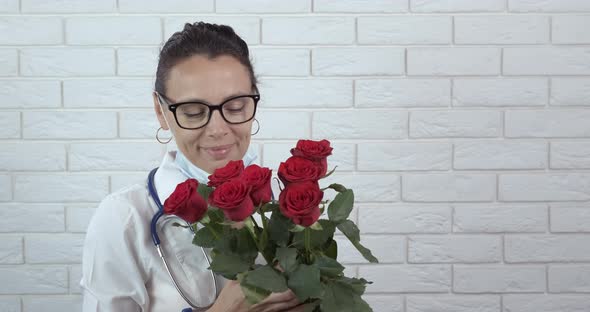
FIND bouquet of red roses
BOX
[164,139,378,311]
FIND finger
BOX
[260,290,296,304]
[283,304,308,312]
[257,297,300,312]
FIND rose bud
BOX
[163,179,208,224]
[207,159,244,187]
[241,164,273,207]
[278,156,323,185]
[279,181,324,227]
[290,139,333,176]
[208,179,255,222]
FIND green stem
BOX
[201,222,220,240]
[246,217,274,265]
[304,227,311,264]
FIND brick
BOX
[504,295,590,312]
[455,16,548,44]
[0,17,62,45]
[358,265,450,292]
[453,78,547,107]
[63,79,153,108]
[22,0,116,12]
[315,0,406,12]
[411,0,505,12]
[408,48,500,76]
[119,0,213,12]
[551,78,590,106]
[335,235,404,264]
[0,297,20,312]
[0,175,10,201]
[409,235,501,263]
[509,0,590,12]
[0,49,17,76]
[0,204,64,232]
[0,236,23,264]
[110,173,146,192]
[551,205,590,232]
[0,143,66,171]
[258,79,352,108]
[454,141,547,170]
[0,267,67,294]
[363,295,403,312]
[0,80,61,108]
[66,17,161,45]
[358,16,451,44]
[255,110,310,139]
[23,296,82,312]
[358,142,451,171]
[119,110,161,139]
[313,111,407,139]
[117,48,159,76]
[25,234,84,264]
[66,206,96,233]
[356,79,450,108]
[262,17,354,45]
[164,17,260,45]
[69,142,164,171]
[262,142,355,171]
[312,48,404,76]
[20,48,115,77]
[251,48,309,76]
[23,111,117,139]
[410,110,501,138]
[358,204,452,234]
[504,48,590,75]
[14,174,109,202]
[553,15,590,44]
[500,173,590,201]
[0,112,20,138]
[217,0,309,12]
[403,174,496,202]
[454,265,545,293]
[0,0,18,12]
[406,295,500,312]
[506,235,590,262]
[506,110,590,138]
[69,265,82,294]
[551,141,590,169]
[549,265,590,292]
[322,173,400,202]
[454,204,547,233]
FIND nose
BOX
[204,109,229,138]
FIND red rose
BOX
[163,179,208,224]
[278,156,323,185]
[241,164,273,207]
[278,181,323,227]
[208,179,255,222]
[208,160,244,187]
[290,139,333,176]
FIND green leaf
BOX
[234,227,259,263]
[290,224,306,232]
[192,226,218,248]
[208,252,251,279]
[315,255,344,278]
[309,221,323,231]
[242,266,288,293]
[336,276,372,296]
[287,264,323,302]
[293,219,335,249]
[261,202,279,213]
[238,272,271,305]
[324,239,338,259]
[268,210,291,247]
[337,220,378,263]
[320,280,373,312]
[326,183,347,193]
[197,183,213,202]
[207,208,225,224]
[327,189,354,224]
[275,247,298,274]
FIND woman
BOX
[81,22,303,312]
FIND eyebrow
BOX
[173,92,253,105]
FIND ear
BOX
[153,92,170,130]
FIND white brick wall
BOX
[2,2,590,311]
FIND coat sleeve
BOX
[81,194,149,311]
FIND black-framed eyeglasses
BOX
[156,92,260,130]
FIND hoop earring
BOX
[156,127,172,144]
[251,118,260,136]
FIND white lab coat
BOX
[81,150,225,311]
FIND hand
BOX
[209,280,301,312]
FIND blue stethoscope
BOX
[148,167,218,312]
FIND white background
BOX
[2,0,590,311]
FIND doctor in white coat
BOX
[81,22,304,312]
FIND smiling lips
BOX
[204,143,234,159]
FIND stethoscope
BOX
[148,167,219,312]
